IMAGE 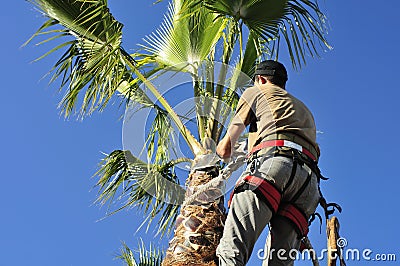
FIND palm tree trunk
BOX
[162,167,226,266]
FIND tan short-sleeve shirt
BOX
[231,84,319,154]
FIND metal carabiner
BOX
[249,158,260,175]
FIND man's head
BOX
[254,60,288,88]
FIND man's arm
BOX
[216,124,246,159]
[217,87,256,159]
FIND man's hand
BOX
[217,123,246,160]
[216,135,232,159]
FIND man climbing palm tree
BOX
[216,60,321,265]
[26,0,335,263]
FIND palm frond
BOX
[196,0,331,68]
[202,0,286,37]
[27,0,204,155]
[210,29,267,137]
[281,0,332,68]
[146,107,175,164]
[240,30,261,81]
[142,0,227,73]
[26,0,133,117]
[28,0,121,42]
[117,240,163,266]
[118,242,137,266]
[95,150,190,236]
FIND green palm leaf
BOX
[228,30,261,90]
[197,0,331,68]
[202,0,286,38]
[26,0,204,155]
[95,150,190,236]
[142,0,227,73]
[118,240,163,266]
[26,0,132,116]
[28,0,121,42]
[204,0,286,22]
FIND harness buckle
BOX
[249,158,260,175]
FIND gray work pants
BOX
[216,156,320,266]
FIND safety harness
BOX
[228,134,341,239]
[250,139,318,161]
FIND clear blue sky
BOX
[1,1,400,265]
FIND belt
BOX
[249,139,318,162]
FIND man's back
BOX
[235,84,318,153]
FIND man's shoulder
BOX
[240,86,260,102]
[243,84,282,95]
[241,85,292,106]
[243,85,259,94]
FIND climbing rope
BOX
[181,154,247,208]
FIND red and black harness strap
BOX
[276,203,309,237]
[250,139,318,162]
[228,175,282,213]
[228,174,310,237]
[228,148,341,238]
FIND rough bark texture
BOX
[162,167,226,266]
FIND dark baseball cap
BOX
[254,60,288,81]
